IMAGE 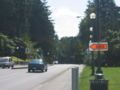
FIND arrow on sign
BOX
[89,42,108,51]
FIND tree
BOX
[0,0,56,61]
[78,0,120,66]
[29,0,55,62]
[57,37,84,64]
[79,0,117,47]
[0,34,15,56]
[105,30,120,66]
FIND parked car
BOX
[28,59,47,72]
[0,57,14,69]
[53,60,59,64]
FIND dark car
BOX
[28,59,47,72]
[0,57,14,69]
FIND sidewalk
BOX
[12,64,28,69]
[33,64,85,90]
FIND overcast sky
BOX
[47,0,120,39]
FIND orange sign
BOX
[89,42,108,51]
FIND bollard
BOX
[72,67,79,90]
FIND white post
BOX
[72,67,79,90]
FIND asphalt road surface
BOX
[0,64,84,90]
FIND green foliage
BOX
[29,0,55,62]
[57,37,84,64]
[79,0,117,47]
[12,37,27,59]
[0,0,55,61]
[0,33,15,56]
[78,0,120,66]
[105,30,120,66]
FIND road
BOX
[0,64,84,90]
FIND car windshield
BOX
[30,59,44,64]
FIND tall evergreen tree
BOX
[0,0,56,61]
[29,0,55,62]
[78,0,120,66]
[79,0,117,48]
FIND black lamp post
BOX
[90,12,96,75]
[90,2,109,90]
[95,0,103,79]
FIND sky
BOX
[47,0,120,39]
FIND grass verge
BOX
[79,66,120,90]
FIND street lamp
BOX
[89,12,96,75]
[90,13,96,19]
[90,12,96,41]
[94,0,103,80]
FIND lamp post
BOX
[90,2,108,90]
[95,0,103,75]
[90,12,96,75]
